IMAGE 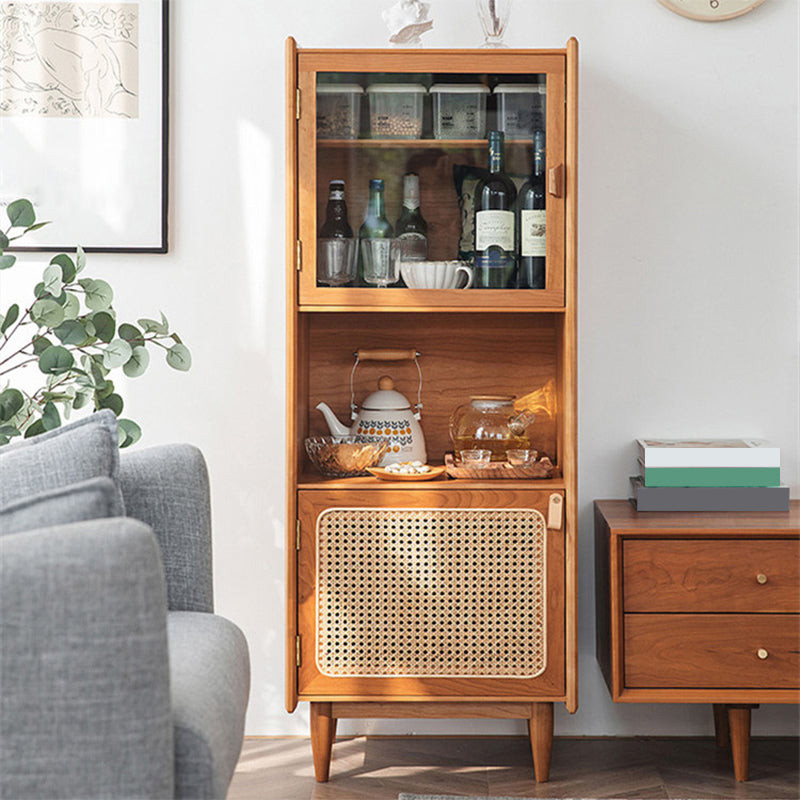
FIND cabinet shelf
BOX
[298,471,566,490]
[317,138,533,149]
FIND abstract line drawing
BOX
[0,2,139,118]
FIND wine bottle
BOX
[395,172,428,262]
[517,130,546,289]
[474,131,517,288]
[358,179,395,286]
[317,180,356,286]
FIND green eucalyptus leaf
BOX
[102,338,132,369]
[0,388,24,422]
[1,303,19,334]
[50,253,76,283]
[32,336,53,355]
[53,319,88,345]
[72,391,91,410]
[7,199,35,228]
[30,298,65,328]
[61,292,80,320]
[80,278,113,311]
[170,333,183,345]
[0,424,20,438]
[24,419,46,439]
[94,379,115,400]
[137,317,167,335]
[0,254,16,270]
[117,418,142,448]
[89,310,115,343]
[75,246,86,273]
[24,221,50,233]
[117,323,144,345]
[43,263,64,296]
[41,401,61,431]
[38,345,74,374]
[0,231,8,250]
[98,392,124,416]
[33,281,48,298]
[123,345,150,377]
[166,343,192,371]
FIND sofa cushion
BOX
[167,612,250,800]
[0,409,124,513]
[0,476,124,536]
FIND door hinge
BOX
[296,519,301,550]
[296,88,301,120]
[296,635,302,666]
[296,239,302,271]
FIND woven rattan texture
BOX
[316,508,547,678]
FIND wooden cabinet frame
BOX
[286,37,579,783]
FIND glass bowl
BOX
[506,448,538,467]
[459,448,492,468]
[305,436,388,477]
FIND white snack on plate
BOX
[384,461,431,475]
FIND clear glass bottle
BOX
[318,180,356,286]
[358,179,396,287]
[516,130,546,289]
[395,172,428,262]
[474,131,517,288]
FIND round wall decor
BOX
[657,0,766,21]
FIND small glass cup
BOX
[506,448,537,467]
[460,448,492,468]
[317,238,357,286]
[361,237,401,287]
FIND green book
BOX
[639,461,780,488]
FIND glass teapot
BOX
[450,396,536,462]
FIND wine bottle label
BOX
[329,189,345,200]
[397,232,427,261]
[520,209,546,257]
[475,210,514,251]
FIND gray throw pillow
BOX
[0,410,124,513]
[0,477,124,536]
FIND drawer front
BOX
[624,539,800,613]
[624,613,800,689]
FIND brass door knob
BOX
[757,648,769,660]
[756,573,768,584]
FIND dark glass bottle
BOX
[516,130,546,289]
[319,180,353,239]
[474,131,517,288]
[358,179,394,286]
[395,172,428,262]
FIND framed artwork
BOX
[0,0,169,252]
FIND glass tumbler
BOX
[317,238,357,286]
[361,237,401,287]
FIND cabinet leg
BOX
[712,703,729,747]
[529,702,554,782]
[310,702,334,782]
[727,705,754,782]
[330,716,338,746]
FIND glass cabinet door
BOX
[295,50,566,309]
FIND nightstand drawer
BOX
[624,613,800,689]
[623,539,800,613]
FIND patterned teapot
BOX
[315,349,426,466]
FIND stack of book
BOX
[631,438,789,512]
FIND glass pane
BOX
[314,72,547,290]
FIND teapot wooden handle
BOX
[355,348,418,362]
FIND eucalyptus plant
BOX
[0,199,191,447]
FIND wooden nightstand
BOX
[594,499,800,781]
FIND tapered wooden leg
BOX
[713,703,729,747]
[529,702,554,782]
[330,716,338,746]
[310,702,334,782]
[727,705,753,782]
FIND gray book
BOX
[629,476,790,512]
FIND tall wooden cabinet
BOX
[285,38,578,783]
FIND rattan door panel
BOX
[297,489,566,699]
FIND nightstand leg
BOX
[330,716,338,746]
[310,702,334,782]
[728,705,756,782]
[529,702,554,782]
[712,703,729,747]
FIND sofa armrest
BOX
[0,518,174,799]
[120,444,213,612]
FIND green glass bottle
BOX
[395,172,428,262]
[358,179,396,287]
[516,130,546,289]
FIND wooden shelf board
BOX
[317,138,533,149]
[298,471,566,491]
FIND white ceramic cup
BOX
[400,260,474,290]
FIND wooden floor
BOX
[227,735,799,799]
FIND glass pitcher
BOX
[450,395,535,462]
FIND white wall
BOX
[3,0,798,738]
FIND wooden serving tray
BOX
[444,453,555,480]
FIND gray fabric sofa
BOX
[0,422,250,800]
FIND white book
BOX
[636,438,780,468]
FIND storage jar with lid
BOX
[367,83,426,139]
[316,84,363,139]
[494,83,546,139]
[430,84,489,139]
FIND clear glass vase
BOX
[476,0,512,48]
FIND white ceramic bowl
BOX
[400,260,473,290]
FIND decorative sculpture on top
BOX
[383,0,434,46]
